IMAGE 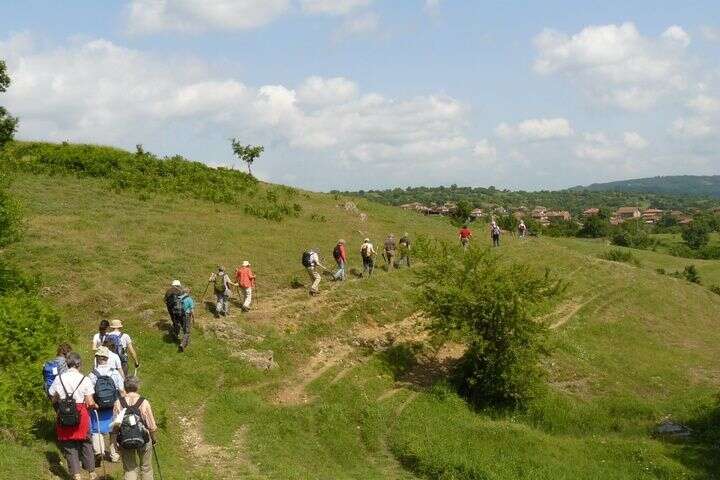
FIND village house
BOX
[470,208,485,219]
[546,210,572,222]
[641,208,664,224]
[614,207,641,221]
[583,207,600,216]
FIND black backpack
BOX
[92,369,118,409]
[57,375,86,427]
[301,251,313,268]
[118,397,150,450]
[166,291,184,318]
[332,245,342,261]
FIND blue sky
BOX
[1,0,719,191]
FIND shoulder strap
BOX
[120,396,128,409]
[92,368,101,378]
[58,372,70,397]
[69,375,87,397]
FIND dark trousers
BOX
[492,234,500,247]
[362,257,374,276]
[60,438,95,475]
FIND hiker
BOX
[235,261,256,312]
[164,280,184,340]
[360,238,376,277]
[92,320,110,351]
[398,232,411,267]
[302,248,327,295]
[384,234,397,271]
[491,221,501,247]
[44,342,73,398]
[178,287,194,351]
[107,319,139,376]
[101,338,125,378]
[113,376,157,480]
[48,351,97,480]
[209,266,237,316]
[458,225,472,250]
[89,346,125,463]
[518,220,527,238]
[332,239,347,281]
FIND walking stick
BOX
[200,280,211,302]
[92,409,108,479]
[153,443,164,480]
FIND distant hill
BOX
[569,175,720,197]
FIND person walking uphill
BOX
[89,347,125,463]
[302,249,328,296]
[178,287,194,351]
[107,319,139,377]
[48,352,98,480]
[163,280,184,340]
[360,238,376,277]
[384,234,397,271]
[398,233,411,267]
[332,240,347,281]
[113,376,158,480]
[235,261,256,312]
[458,225,472,250]
[491,221,501,247]
[209,266,237,317]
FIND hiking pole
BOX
[92,409,107,479]
[200,280,211,302]
[153,443,164,480]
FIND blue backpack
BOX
[42,358,64,394]
[105,334,127,363]
[92,369,118,409]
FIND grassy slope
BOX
[4,166,720,479]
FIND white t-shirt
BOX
[89,364,125,391]
[107,331,132,351]
[48,368,94,403]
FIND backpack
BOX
[493,226,501,235]
[57,374,86,427]
[92,369,118,409]
[166,291,184,318]
[213,274,226,294]
[361,244,371,258]
[301,251,313,268]
[332,245,342,261]
[106,334,127,363]
[118,397,149,450]
[43,359,63,394]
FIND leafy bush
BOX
[414,243,563,408]
[289,275,304,289]
[0,174,22,247]
[682,220,711,250]
[0,141,300,222]
[598,249,641,267]
[683,265,701,284]
[709,285,720,296]
[577,215,608,238]
[610,220,653,249]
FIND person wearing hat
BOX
[360,238,376,277]
[235,261,256,312]
[398,232,411,267]
[88,347,124,463]
[332,240,347,281]
[209,266,238,316]
[164,279,184,339]
[107,319,139,376]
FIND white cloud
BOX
[495,117,573,141]
[472,139,497,161]
[300,0,372,15]
[623,131,648,149]
[574,132,624,160]
[126,0,291,34]
[334,12,379,38]
[533,22,690,110]
[671,117,715,138]
[424,0,442,12]
[701,26,720,42]
[687,94,720,113]
[1,33,476,186]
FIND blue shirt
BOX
[182,295,194,314]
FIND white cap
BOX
[242,260,250,267]
[171,280,181,287]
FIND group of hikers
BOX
[41,221,531,479]
[301,233,411,295]
[458,219,528,250]
[43,320,157,480]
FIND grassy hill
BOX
[570,175,720,198]
[3,142,720,479]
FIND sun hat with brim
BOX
[171,280,181,287]
[95,346,110,358]
[242,261,251,267]
[364,238,370,242]
[109,319,123,329]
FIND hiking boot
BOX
[241,306,250,312]
[89,472,98,480]
[178,344,184,352]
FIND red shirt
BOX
[459,227,472,239]
[337,243,347,262]
[235,267,256,288]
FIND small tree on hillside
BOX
[415,243,564,408]
[450,200,472,226]
[682,220,711,250]
[230,139,264,176]
[0,59,19,148]
[577,215,608,238]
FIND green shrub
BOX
[599,249,641,267]
[577,215,609,238]
[682,220,711,250]
[683,265,701,284]
[414,243,563,408]
[289,275,304,289]
[709,285,720,295]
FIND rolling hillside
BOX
[2,143,720,480]
[570,175,720,198]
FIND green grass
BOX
[3,142,720,479]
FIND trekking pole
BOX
[153,443,164,480]
[92,409,107,479]
[200,280,211,302]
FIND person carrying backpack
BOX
[491,221,501,247]
[398,233,411,268]
[164,280,184,340]
[178,287,195,351]
[107,319,139,376]
[100,338,125,378]
[112,376,157,480]
[209,266,237,317]
[332,240,347,281]
[518,220,527,239]
[302,249,327,295]
[43,342,72,398]
[48,352,97,480]
[360,238,376,277]
[89,347,125,463]
[92,320,110,352]
[235,261,256,312]
[384,234,397,271]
